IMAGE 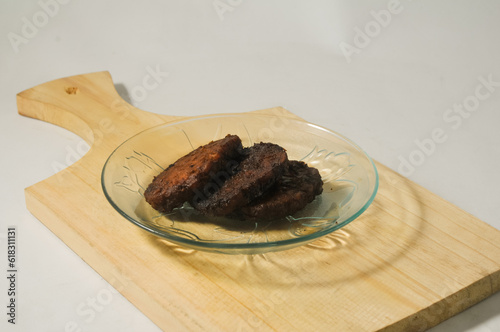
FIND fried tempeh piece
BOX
[193,142,288,216]
[144,134,242,213]
[240,160,323,220]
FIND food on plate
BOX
[144,135,323,220]
[193,142,288,216]
[144,134,242,213]
[239,160,323,220]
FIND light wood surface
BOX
[17,72,500,331]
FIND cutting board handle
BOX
[16,71,171,147]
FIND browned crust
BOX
[239,160,323,220]
[144,134,242,213]
[193,143,288,216]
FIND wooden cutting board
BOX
[18,71,500,331]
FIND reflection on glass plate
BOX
[101,113,379,254]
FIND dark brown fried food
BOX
[144,134,242,213]
[193,142,288,216]
[239,160,323,220]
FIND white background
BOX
[1,0,499,331]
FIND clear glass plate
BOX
[101,113,379,254]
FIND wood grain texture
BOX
[18,72,500,331]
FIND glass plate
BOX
[101,113,378,254]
